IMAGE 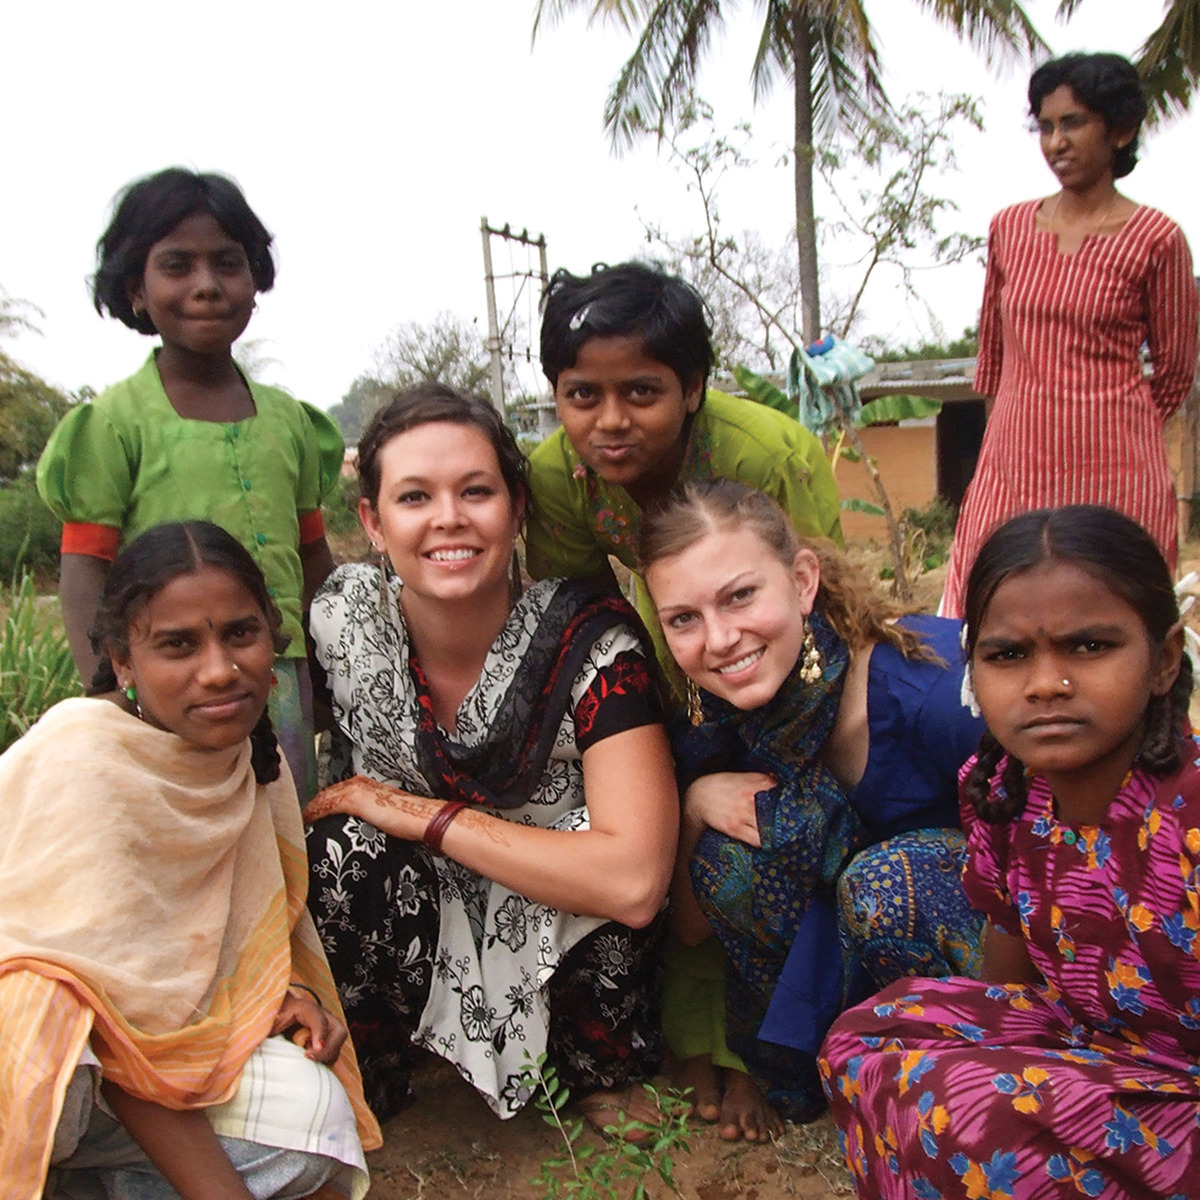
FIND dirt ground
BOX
[364,1057,854,1200]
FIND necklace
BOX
[1047,190,1119,239]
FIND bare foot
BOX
[578,1084,661,1142]
[670,1054,722,1124]
[718,1069,785,1143]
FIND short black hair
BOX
[539,262,716,394]
[93,167,276,334]
[1029,53,1147,179]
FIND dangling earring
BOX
[798,618,823,685]
[372,543,391,613]
[685,678,704,726]
[123,682,143,720]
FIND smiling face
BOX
[111,565,275,752]
[970,559,1182,819]
[359,420,523,611]
[1037,84,1131,194]
[128,210,257,357]
[553,335,703,505]
[646,525,820,711]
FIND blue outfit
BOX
[845,614,981,837]
[758,615,986,1063]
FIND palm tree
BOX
[1060,0,1200,123]
[533,1,1044,342]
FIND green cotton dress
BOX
[36,352,344,654]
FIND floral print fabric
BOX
[307,568,662,1118]
[820,738,1200,1198]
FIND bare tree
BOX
[818,93,986,337]
[372,311,491,396]
[643,97,984,368]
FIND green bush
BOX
[322,474,361,539]
[0,573,81,752]
[523,1053,690,1199]
[0,474,61,581]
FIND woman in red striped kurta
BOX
[942,53,1198,616]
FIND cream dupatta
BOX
[0,698,380,1196]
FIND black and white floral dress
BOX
[306,566,664,1119]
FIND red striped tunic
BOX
[942,200,1198,616]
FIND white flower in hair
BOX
[958,622,981,716]
[1176,572,1200,671]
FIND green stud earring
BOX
[125,684,137,703]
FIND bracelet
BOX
[423,801,468,855]
[288,982,323,1007]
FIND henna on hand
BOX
[302,775,429,839]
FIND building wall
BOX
[836,398,1198,547]
[835,421,937,544]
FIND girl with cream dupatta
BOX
[0,521,378,1200]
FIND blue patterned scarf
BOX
[673,609,863,1119]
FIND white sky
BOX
[3,0,1195,410]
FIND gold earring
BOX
[685,678,704,726]
[798,618,823,685]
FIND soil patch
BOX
[364,1059,853,1199]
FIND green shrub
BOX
[901,496,957,570]
[0,573,81,752]
[0,474,61,581]
[322,474,361,539]
[523,1053,690,1199]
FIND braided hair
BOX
[88,521,289,784]
[961,506,1192,823]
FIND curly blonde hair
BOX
[638,478,936,661]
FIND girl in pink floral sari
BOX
[821,505,1200,1199]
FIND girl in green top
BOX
[527,262,842,591]
[527,262,842,1141]
[37,168,343,799]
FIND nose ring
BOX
[1060,678,1070,688]
[231,663,241,675]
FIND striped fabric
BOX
[0,972,92,1192]
[942,201,1199,616]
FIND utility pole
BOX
[480,218,549,415]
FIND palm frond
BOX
[602,0,726,147]
[909,0,1046,60]
[532,0,654,39]
[749,2,881,128]
[809,14,885,138]
[1138,0,1200,124]
[749,0,792,105]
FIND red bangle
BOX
[423,801,468,855]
